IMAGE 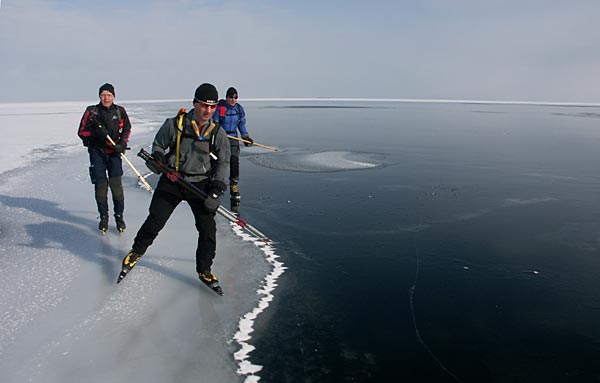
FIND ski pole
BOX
[105,135,153,192]
[138,149,270,243]
[227,135,279,151]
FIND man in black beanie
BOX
[213,86,253,203]
[77,83,132,234]
[121,83,230,295]
[99,83,115,97]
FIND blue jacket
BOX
[214,100,249,137]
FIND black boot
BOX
[199,270,223,296]
[114,214,126,233]
[117,250,144,283]
[99,215,109,234]
[230,183,241,201]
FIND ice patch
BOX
[247,150,385,173]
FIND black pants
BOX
[132,176,217,273]
[229,140,240,183]
[88,148,124,216]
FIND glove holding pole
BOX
[205,180,227,213]
[146,151,166,175]
[241,134,254,147]
[93,123,109,143]
[153,151,167,165]
[113,141,127,154]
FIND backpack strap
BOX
[115,105,122,121]
[235,104,241,130]
[172,108,220,170]
[208,120,219,160]
[92,105,122,125]
[174,108,186,172]
[191,120,216,140]
[192,119,219,160]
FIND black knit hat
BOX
[99,83,115,97]
[226,87,238,98]
[194,83,218,105]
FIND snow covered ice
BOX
[247,150,385,173]
[0,101,283,383]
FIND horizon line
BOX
[2,97,600,107]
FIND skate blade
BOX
[201,280,223,296]
[116,269,128,284]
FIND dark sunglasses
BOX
[228,95,238,99]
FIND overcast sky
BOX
[2,0,600,103]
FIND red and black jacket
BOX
[77,103,131,154]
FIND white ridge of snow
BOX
[230,223,286,382]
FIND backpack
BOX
[91,104,123,129]
[216,100,241,132]
[172,110,220,172]
[80,104,124,147]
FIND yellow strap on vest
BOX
[175,108,186,172]
[191,120,216,140]
[204,122,216,138]
[192,120,217,160]
[191,120,200,137]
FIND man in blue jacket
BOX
[214,87,253,202]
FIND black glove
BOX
[153,151,167,165]
[146,151,167,175]
[85,115,99,131]
[93,124,109,141]
[204,180,226,213]
[241,134,254,147]
[86,115,99,130]
[146,160,162,175]
[114,142,127,154]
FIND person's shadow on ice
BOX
[0,195,120,281]
[0,195,205,289]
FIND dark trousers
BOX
[88,148,124,216]
[132,176,217,273]
[229,140,240,183]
